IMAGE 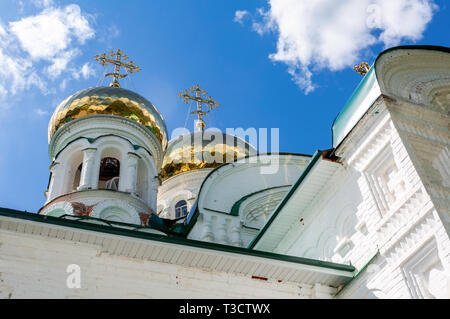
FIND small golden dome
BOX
[48,86,168,150]
[160,131,256,181]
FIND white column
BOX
[148,176,159,211]
[124,152,140,195]
[230,224,243,247]
[77,148,98,191]
[216,220,228,245]
[201,214,214,241]
[47,162,64,201]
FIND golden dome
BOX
[160,131,256,181]
[48,86,168,149]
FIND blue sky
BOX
[0,0,448,212]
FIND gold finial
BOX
[353,62,371,76]
[177,85,219,132]
[94,49,141,88]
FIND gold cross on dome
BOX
[178,85,219,131]
[95,49,141,88]
[353,62,371,76]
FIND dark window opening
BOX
[175,200,188,218]
[99,157,120,190]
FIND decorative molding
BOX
[400,237,448,299]
[40,201,74,216]
[91,199,141,225]
[138,212,151,227]
[71,202,95,217]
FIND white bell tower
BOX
[39,50,168,226]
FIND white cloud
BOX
[0,84,7,99]
[243,0,437,93]
[80,62,96,79]
[234,10,249,24]
[59,79,67,91]
[0,4,95,107]
[35,108,49,116]
[33,0,53,8]
[0,48,32,95]
[32,0,54,8]
[251,8,274,36]
[98,25,120,48]
[26,71,50,94]
[0,24,7,37]
[47,49,81,77]
[72,62,96,80]
[9,5,94,62]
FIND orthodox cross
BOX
[178,85,219,131]
[353,62,371,76]
[95,49,141,88]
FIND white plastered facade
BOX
[188,154,310,247]
[252,47,450,299]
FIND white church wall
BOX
[198,155,309,215]
[374,47,450,234]
[386,98,450,234]
[0,229,329,299]
[187,155,310,247]
[157,169,212,219]
[273,102,450,299]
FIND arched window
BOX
[175,200,188,218]
[98,157,120,190]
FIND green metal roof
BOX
[0,206,355,273]
[331,45,450,149]
[331,66,380,148]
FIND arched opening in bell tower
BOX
[98,157,121,190]
[62,151,83,195]
[72,163,82,191]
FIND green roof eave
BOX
[331,66,380,148]
[0,207,355,273]
[331,45,450,150]
[248,150,324,250]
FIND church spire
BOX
[177,85,219,131]
[95,49,141,87]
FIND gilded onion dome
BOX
[47,86,168,150]
[160,131,256,181]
